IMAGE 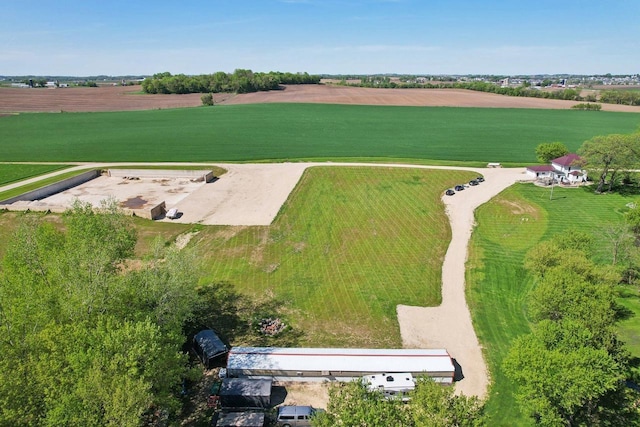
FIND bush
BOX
[201,93,214,106]
[571,103,601,110]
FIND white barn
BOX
[225,347,455,383]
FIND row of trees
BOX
[337,79,585,101]
[0,201,216,426]
[504,231,638,425]
[600,90,640,106]
[314,377,484,426]
[141,70,320,95]
[338,79,640,105]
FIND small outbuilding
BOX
[193,329,228,368]
[219,378,272,409]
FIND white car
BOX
[166,208,179,219]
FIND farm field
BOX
[1,104,638,163]
[3,84,640,113]
[0,164,69,186]
[467,184,640,425]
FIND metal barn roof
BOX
[227,347,454,374]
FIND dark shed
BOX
[193,329,228,368]
[219,378,272,409]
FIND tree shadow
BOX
[185,281,305,349]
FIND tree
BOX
[579,133,640,193]
[510,234,638,425]
[201,93,214,106]
[313,380,411,426]
[411,377,484,426]
[313,377,485,426]
[0,202,202,426]
[535,142,569,163]
[504,320,635,426]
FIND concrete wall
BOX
[0,170,100,204]
[2,200,167,220]
[120,201,166,220]
[108,169,215,182]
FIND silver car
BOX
[276,405,322,427]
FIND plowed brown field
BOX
[1,83,639,113]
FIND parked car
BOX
[445,189,455,196]
[469,179,479,186]
[276,406,324,427]
[476,176,485,182]
[454,185,465,191]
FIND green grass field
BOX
[194,166,477,347]
[0,164,69,186]
[467,184,640,425]
[1,104,638,163]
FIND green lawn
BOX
[0,164,69,186]
[1,104,638,163]
[194,166,476,347]
[468,184,640,425]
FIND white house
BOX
[551,153,586,183]
[526,153,587,184]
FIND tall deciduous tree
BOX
[579,133,640,193]
[509,235,638,426]
[504,320,635,427]
[535,142,569,163]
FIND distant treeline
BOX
[142,70,320,94]
[599,90,640,106]
[336,77,640,105]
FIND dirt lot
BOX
[3,84,639,113]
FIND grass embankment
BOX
[194,166,476,347]
[468,184,640,425]
[0,164,69,186]
[1,104,638,163]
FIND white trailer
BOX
[363,372,415,400]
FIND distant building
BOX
[526,153,586,184]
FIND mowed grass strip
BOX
[1,104,638,162]
[467,184,638,426]
[0,164,69,186]
[197,166,477,347]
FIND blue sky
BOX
[1,0,638,76]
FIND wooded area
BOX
[141,70,320,95]
[0,201,209,426]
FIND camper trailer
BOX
[363,373,415,401]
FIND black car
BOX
[445,189,455,196]
[469,179,479,186]
[476,176,485,182]
[454,185,465,191]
